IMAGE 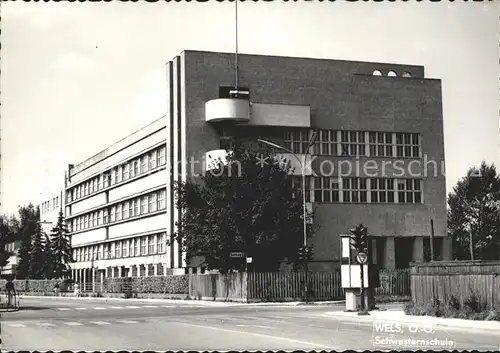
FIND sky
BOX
[1,1,498,216]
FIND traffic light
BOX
[297,246,305,261]
[349,224,368,252]
[304,245,314,262]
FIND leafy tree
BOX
[447,161,500,260]
[16,204,39,279]
[28,221,45,279]
[0,215,20,270]
[46,210,73,279]
[172,139,316,273]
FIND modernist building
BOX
[67,50,451,281]
[40,188,64,235]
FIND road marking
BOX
[161,305,174,308]
[267,315,289,320]
[125,306,140,309]
[93,307,106,310]
[90,321,111,325]
[57,308,71,311]
[38,323,56,327]
[111,306,124,309]
[236,324,274,329]
[75,307,87,310]
[175,321,337,349]
[7,323,26,328]
[64,322,84,326]
[118,320,139,324]
[141,305,158,308]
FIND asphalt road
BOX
[1,297,498,351]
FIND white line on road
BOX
[7,323,26,327]
[236,324,274,329]
[64,322,84,326]
[75,307,88,310]
[118,320,139,324]
[125,306,140,309]
[57,308,71,311]
[175,321,337,349]
[161,305,174,308]
[93,307,106,310]
[111,306,124,309]
[141,305,158,308]
[37,323,56,327]
[90,321,111,325]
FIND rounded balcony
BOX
[205,98,250,123]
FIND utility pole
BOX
[430,219,435,261]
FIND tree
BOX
[16,204,39,279]
[0,215,20,271]
[447,161,500,261]
[172,139,316,273]
[46,210,73,279]
[28,221,45,279]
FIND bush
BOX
[463,293,487,313]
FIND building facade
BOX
[40,189,64,235]
[68,50,451,280]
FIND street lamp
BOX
[258,131,318,301]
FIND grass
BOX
[404,294,500,321]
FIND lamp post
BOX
[258,131,318,301]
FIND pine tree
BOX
[41,233,54,279]
[48,210,73,279]
[28,221,45,279]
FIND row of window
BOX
[41,196,60,214]
[73,232,166,262]
[291,177,422,204]
[69,189,166,232]
[284,130,420,158]
[67,145,166,204]
[372,70,412,78]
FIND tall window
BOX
[97,175,103,191]
[369,178,395,203]
[141,196,148,214]
[122,162,129,181]
[103,208,109,223]
[284,129,311,154]
[110,206,116,222]
[129,200,134,218]
[134,197,140,215]
[89,181,94,194]
[157,190,166,209]
[110,169,116,186]
[157,233,164,254]
[140,237,147,255]
[128,239,134,257]
[396,133,420,158]
[341,131,366,156]
[115,241,121,258]
[149,150,157,169]
[342,177,368,203]
[369,132,393,157]
[122,240,128,258]
[149,193,157,212]
[116,204,122,221]
[314,129,337,155]
[129,161,135,178]
[84,183,88,197]
[148,235,155,254]
[123,201,129,219]
[313,177,340,202]
[157,147,166,166]
[397,179,422,203]
[97,210,102,225]
[134,160,139,176]
[84,215,88,229]
[141,155,148,174]
[115,166,121,184]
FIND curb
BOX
[19,295,345,307]
[323,311,500,332]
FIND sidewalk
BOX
[19,295,345,307]
[323,310,500,332]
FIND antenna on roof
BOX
[235,0,239,93]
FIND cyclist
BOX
[5,279,15,308]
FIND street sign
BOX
[246,257,252,264]
[230,252,245,258]
[356,251,368,264]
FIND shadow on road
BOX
[16,306,52,311]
